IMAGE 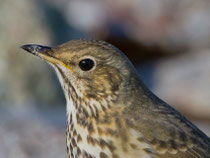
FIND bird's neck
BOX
[64,79,121,157]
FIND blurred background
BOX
[0,0,210,157]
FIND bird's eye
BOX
[79,58,95,71]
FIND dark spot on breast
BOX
[115,117,122,129]
[73,129,77,136]
[107,104,111,108]
[70,123,74,131]
[83,150,88,157]
[77,134,82,142]
[93,104,99,115]
[100,152,108,158]
[112,154,119,158]
[70,144,73,153]
[101,105,107,111]
[76,113,80,124]
[86,135,91,144]
[67,129,71,139]
[82,107,89,118]
[88,122,95,134]
[71,152,74,158]
[71,138,77,147]
[107,141,116,152]
[86,135,96,145]
[78,107,82,113]
[97,127,103,136]
[67,145,69,153]
[101,114,111,124]
[77,147,81,156]
[106,128,118,136]
[92,138,97,145]
[89,105,94,117]
[95,108,99,120]
[87,93,97,99]
[98,138,106,149]
[130,143,137,149]
[70,114,72,124]
[75,101,78,109]
[137,137,145,142]
[79,117,88,127]
[88,154,94,158]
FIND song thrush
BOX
[21,39,210,158]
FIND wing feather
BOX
[123,94,210,158]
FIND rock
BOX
[150,49,210,120]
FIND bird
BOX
[21,39,210,158]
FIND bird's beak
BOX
[21,44,74,72]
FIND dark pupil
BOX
[79,58,95,71]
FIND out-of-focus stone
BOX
[48,0,210,50]
[0,108,66,158]
[151,49,210,120]
[0,0,59,107]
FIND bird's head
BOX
[21,40,138,113]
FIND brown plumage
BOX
[21,39,210,158]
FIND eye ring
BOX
[79,58,95,71]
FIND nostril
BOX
[36,45,52,54]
